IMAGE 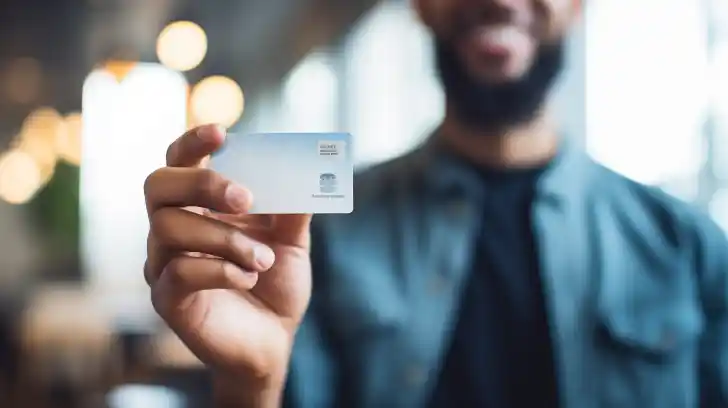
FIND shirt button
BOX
[403,364,427,387]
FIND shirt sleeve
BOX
[283,218,341,408]
[695,213,728,407]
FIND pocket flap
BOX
[598,301,703,357]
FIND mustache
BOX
[452,3,533,37]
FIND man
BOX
[142,0,728,407]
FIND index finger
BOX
[167,124,227,167]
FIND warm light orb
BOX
[0,149,43,204]
[58,112,83,166]
[5,57,42,104]
[156,21,208,72]
[190,76,244,127]
[17,138,55,184]
[22,107,64,137]
[18,108,63,175]
[19,107,63,173]
[103,60,138,83]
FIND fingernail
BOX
[197,125,226,143]
[224,184,250,212]
[253,246,275,270]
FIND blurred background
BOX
[0,0,725,407]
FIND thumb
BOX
[272,214,313,248]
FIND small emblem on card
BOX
[319,173,338,193]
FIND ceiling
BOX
[0,0,378,144]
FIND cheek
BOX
[418,0,463,40]
[536,0,578,42]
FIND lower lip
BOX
[477,41,512,58]
[469,28,529,58]
[463,40,512,62]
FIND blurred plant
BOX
[26,162,79,264]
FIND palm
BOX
[155,214,312,378]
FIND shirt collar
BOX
[413,133,591,208]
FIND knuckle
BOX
[196,168,224,203]
[146,231,155,255]
[165,139,180,164]
[167,127,202,165]
[150,287,167,318]
[219,260,237,284]
[223,228,246,259]
[222,229,236,250]
[164,258,187,288]
[143,259,152,285]
[219,259,254,289]
[143,168,165,198]
[149,208,178,247]
[245,246,257,266]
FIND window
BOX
[343,2,443,167]
[707,0,728,229]
[281,51,339,132]
[81,63,187,307]
[585,0,710,196]
[709,0,728,177]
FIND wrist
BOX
[213,373,285,408]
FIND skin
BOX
[422,0,581,167]
[144,1,581,407]
[144,125,312,406]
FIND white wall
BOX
[80,64,187,321]
[584,0,710,192]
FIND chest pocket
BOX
[595,262,705,408]
[598,299,702,360]
[324,263,407,340]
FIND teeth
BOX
[476,26,526,46]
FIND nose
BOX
[471,0,532,27]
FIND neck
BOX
[438,106,559,169]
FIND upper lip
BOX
[470,23,530,37]
[462,5,532,33]
[462,19,532,42]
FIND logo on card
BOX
[318,140,344,159]
[319,173,337,193]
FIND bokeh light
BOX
[4,57,43,104]
[156,21,208,72]
[19,107,63,179]
[17,138,55,184]
[0,149,43,204]
[103,60,138,83]
[189,76,244,127]
[58,112,83,166]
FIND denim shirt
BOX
[284,140,728,408]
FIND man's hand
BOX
[144,124,313,406]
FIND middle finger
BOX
[150,208,276,274]
[144,167,252,215]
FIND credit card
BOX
[209,132,353,214]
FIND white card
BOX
[210,132,354,214]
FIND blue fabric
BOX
[283,139,728,408]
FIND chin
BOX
[471,59,533,85]
[459,46,535,85]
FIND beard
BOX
[434,39,565,131]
